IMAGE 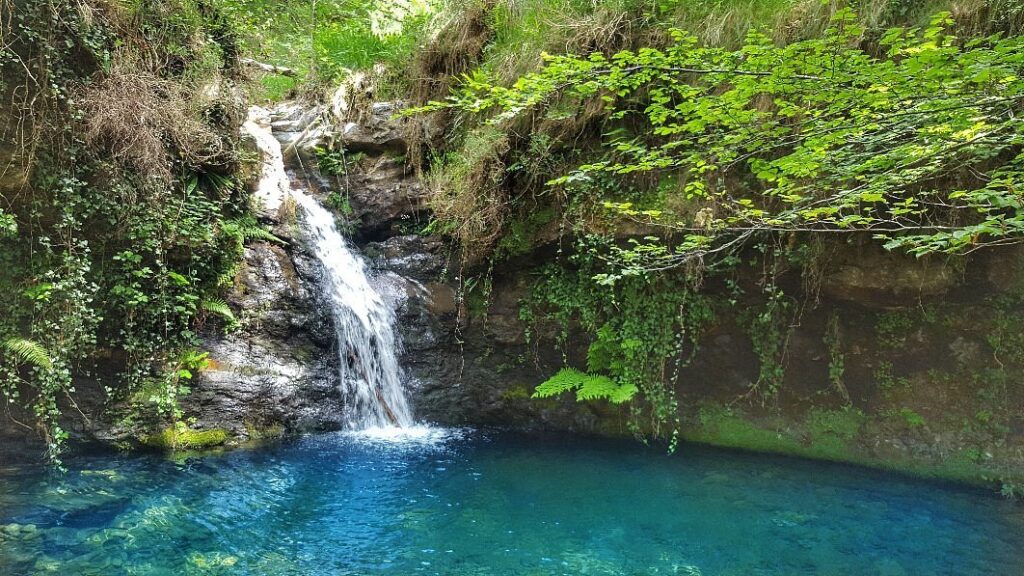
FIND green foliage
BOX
[495,206,557,259]
[420,9,1024,271]
[327,192,355,216]
[523,239,714,443]
[1,0,250,461]
[216,0,433,97]
[403,6,1024,441]
[874,360,910,393]
[0,211,15,237]
[876,310,915,349]
[223,217,287,246]
[985,291,1024,365]
[742,284,790,401]
[898,407,927,428]
[316,147,365,176]
[823,313,848,403]
[534,368,638,404]
[201,299,238,327]
[1,339,53,371]
[143,423,228,451]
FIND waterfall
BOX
[243,107,413,430]
[290,190,414,429]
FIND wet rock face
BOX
[269,97,426,241]
[821,243,958,305]
[180,100,437,440]
[343,156,429,240]
[187,242,344,437]
[365,235,448,280]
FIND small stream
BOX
[1,431,1022,575]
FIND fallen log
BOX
[240,57,297,77]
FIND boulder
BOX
[365,235,449,280]
[344,156,428,238]
[334,102,408,155]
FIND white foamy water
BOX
[289,189,414,429]
[244,106,415,430]
[242,107,287,215]
[344,425,468,446]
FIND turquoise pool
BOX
[1,429,1022,575]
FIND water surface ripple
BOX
[1,431,1022,575]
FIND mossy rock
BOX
[142,427,228,451]
[501,385,531,401]
[243,421,286,442]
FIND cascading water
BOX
[244,106,413,430]
[289,190,414,429]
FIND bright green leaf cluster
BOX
[421,9,1024,269]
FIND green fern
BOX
[0,209,15,237]
[239,224,287,245]
[533,368,637,404]
[202,172,236,194]
[223,218,287,246]
[201,299,236,323]
[2,338,53,370]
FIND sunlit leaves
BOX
[420,9,1024,268]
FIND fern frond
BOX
[203,172,235,194]
[223,218,286,246]
[2,338,53,370]
[606,382,638,404]
[574,375,619,401]
[241,225,287,245]
[533,368,637,404]
[533,368,583,398]
[201,299,236,323]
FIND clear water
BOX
[1,431,1022,575]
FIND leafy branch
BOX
[416,9,1024,279]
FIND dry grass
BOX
[81,58,228,180]
[411,1,494,105]
[402,2,495,171]
[4,0,242,188]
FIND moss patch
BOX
[501,385,532,401]
[143,426,228,451]
[243,421,286,442]
[692,404,804,454]
[686,403,1020,490]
